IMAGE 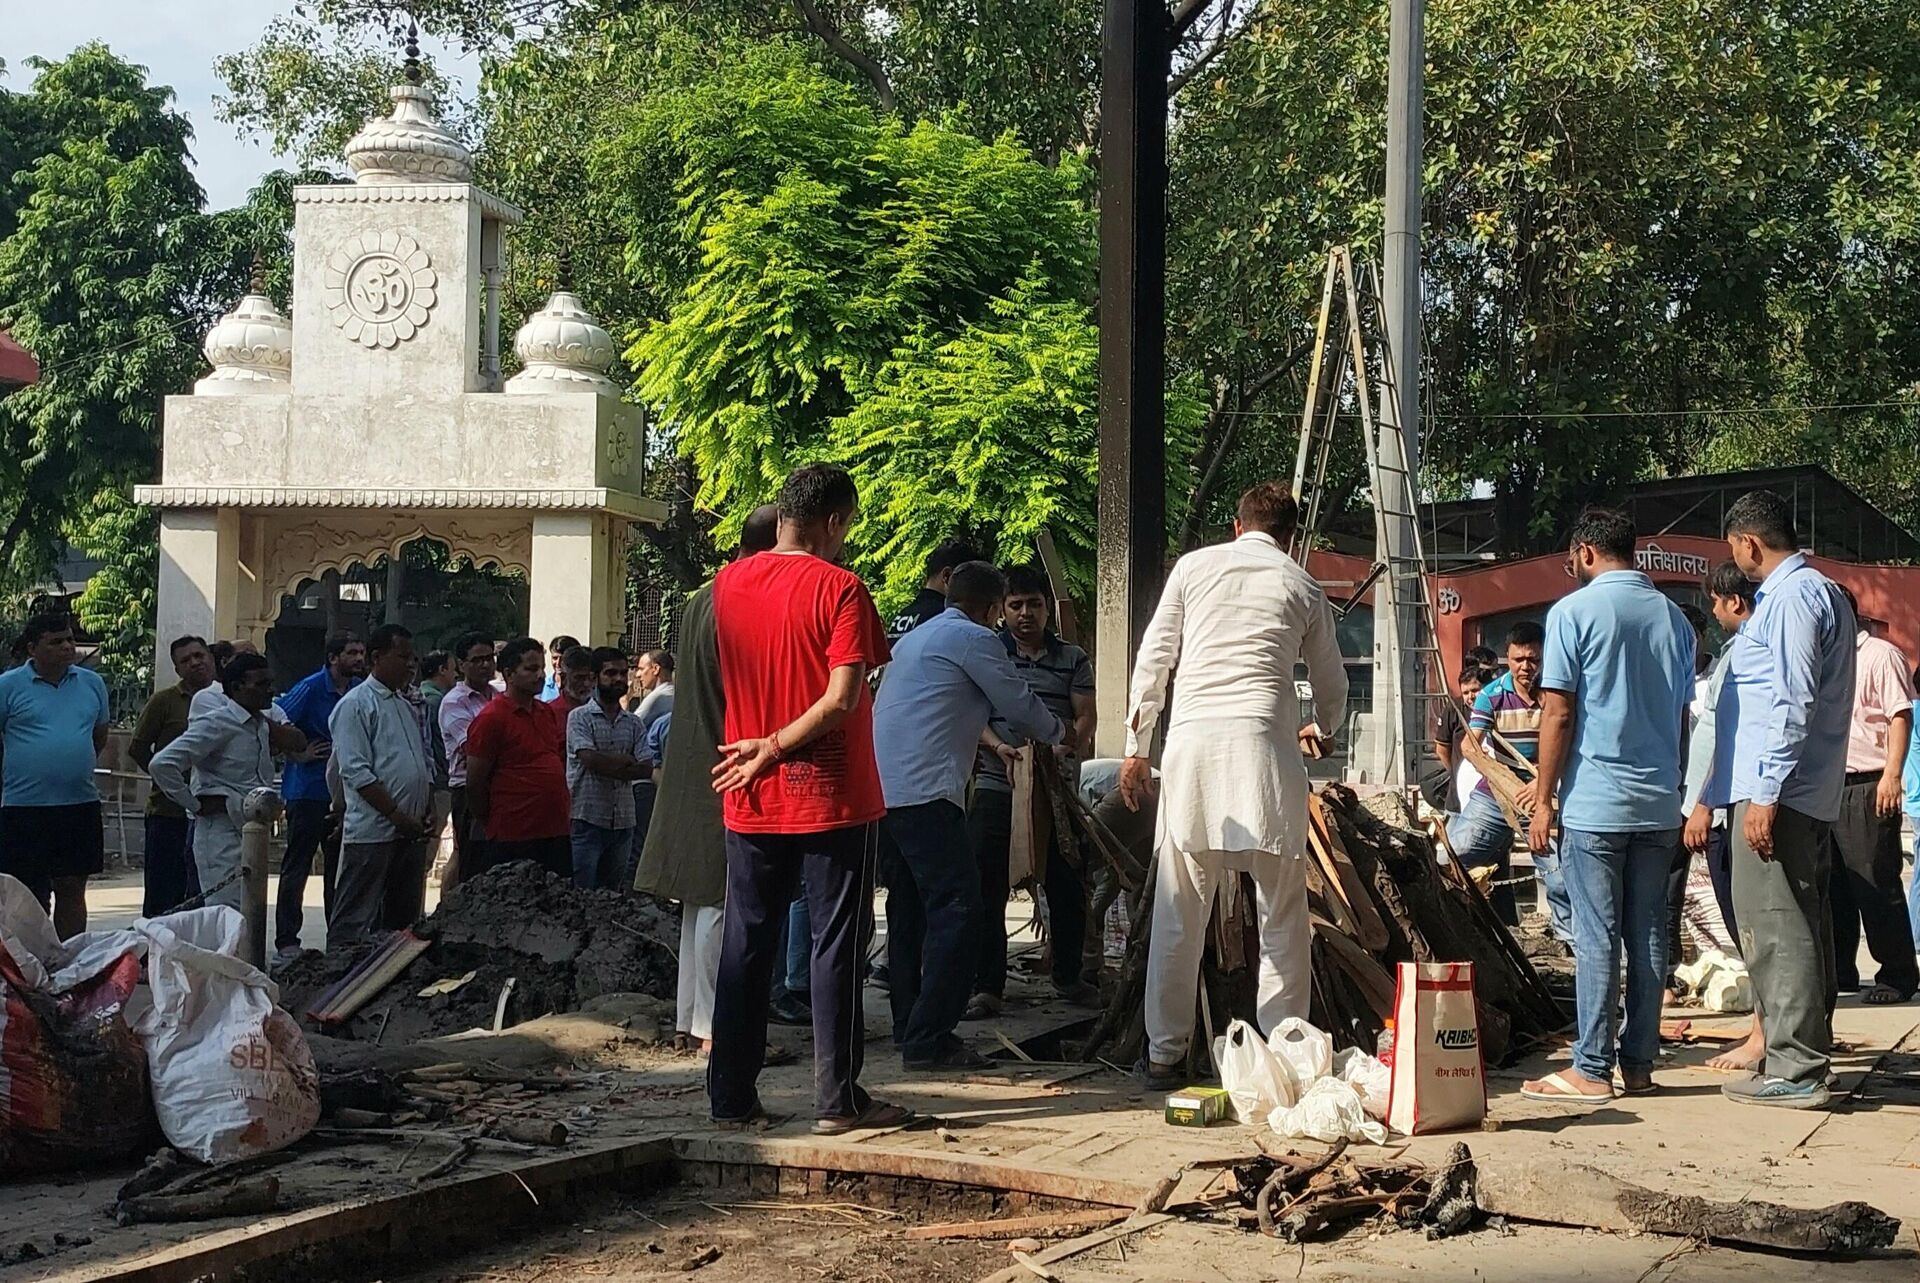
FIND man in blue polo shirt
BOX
[1522,509,1693,1105]
[0,613,111,936]
[273,631,365,959]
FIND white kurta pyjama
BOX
[1123,531,1349,1065]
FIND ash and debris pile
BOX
[278,861,680,1046]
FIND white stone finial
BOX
[196,279,292,395]
[343,82,472,185]
[505,290,619,395]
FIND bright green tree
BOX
[604,50,1109,608]
[0,48,205,593]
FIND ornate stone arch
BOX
[262,510,533,601]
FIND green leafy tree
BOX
[212,14,459,172]
[825,276,1201,607]
[0,48,206,592]
[605,49,1101,604]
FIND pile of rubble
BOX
[278,862,681,1046]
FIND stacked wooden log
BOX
[1058,775,1563,1070]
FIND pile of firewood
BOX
[1045,766,1563,1072]
[1227,1140,1479,1243]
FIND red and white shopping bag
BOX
[1384,961,1487,1135]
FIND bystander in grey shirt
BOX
[872,607,1065,812]
[149,694,276,820]
[329,675,434,844]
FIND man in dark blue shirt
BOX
[273,631,364,958]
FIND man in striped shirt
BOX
[1448,621,1570,937]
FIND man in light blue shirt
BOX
[1709,490,1855,1109]
[149,653,279,939]
[871,561,1063,1070]
[328,624,434,949]
[0,614,110,935]
[1524,509,1693,1104]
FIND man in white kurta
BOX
[1119,484,1349,1083]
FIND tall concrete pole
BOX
[1093,0,1169,758]
[1369,0,1424,787]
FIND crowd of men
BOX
[0,470,1914,1129]
[1433,495,1918,1111]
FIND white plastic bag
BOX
[1674,949,1752,1013]
[1268,1076,1389,1145]
[1268,1017,1333,1088]
[1331,1046,1391,1120]
[1213,1019,1297,1122]
[134,906,320,1163]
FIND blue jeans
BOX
[570,820,634,891]
[1908,851,1919,950]
[786,895,811,995]
[1560,826,1677,1080]
[1449,790,1574,941]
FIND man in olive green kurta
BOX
[635,507,778,1045]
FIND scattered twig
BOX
[413,1137,479,1185]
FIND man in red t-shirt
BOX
[707,464,909,1135]
[465,636,571,881]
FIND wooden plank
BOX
[57,1138,677,1283]
[1310,915,1396,1018]
[668,1136,1150,1209]
[975,1213,1178,1283]
[1308,795,1390,950]
[1474,1158,1900,1254]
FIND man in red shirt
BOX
[466,636,571,880]
[707,464,909,1135]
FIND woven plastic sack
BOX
[0,875,153,1173]
[134,906,320,1163]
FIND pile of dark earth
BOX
[276,861,681,1047]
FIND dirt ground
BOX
[364,1191,1010,1283]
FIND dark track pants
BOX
[708,824,874,1123]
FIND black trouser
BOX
[968,787,1086,996]
[447,785,470,887]
[709,824,873,1123]
[883,800,981,1060]
[1664,836,1690,987]
[279,798,335,951]
[1828,774,1919,995]
[142,815,197,917]
[382,837,431,928]
[1703,821,1737,949]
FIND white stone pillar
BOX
[154,508,240,685]
[529,512,618,647]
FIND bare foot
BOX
[1706,1022,1765,1073]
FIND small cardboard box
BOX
[1164,1085,1231,1127]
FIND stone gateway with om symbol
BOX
[323,231,439,349]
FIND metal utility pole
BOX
[1093,0,1170,757]
[1367,0,1425,788]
